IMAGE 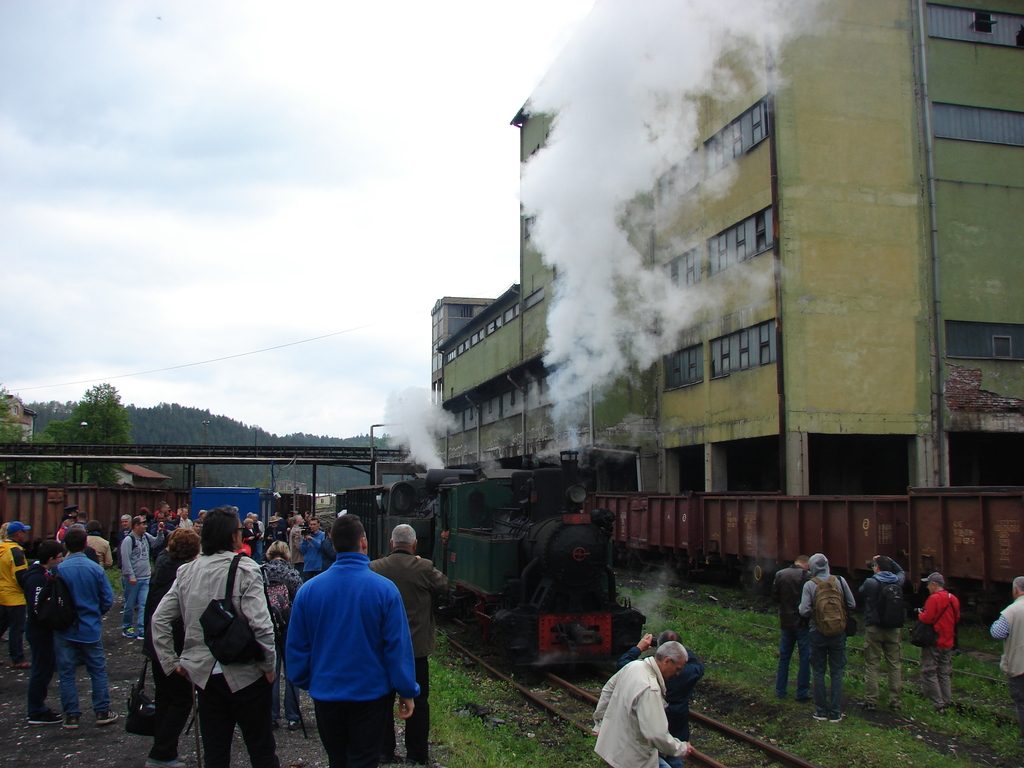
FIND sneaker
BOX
[829,712,846,722]
[795,696,812,703]
[27,710,62,725]
[145,760,187,768]
[812,711,828,721]
[857,701,877,711]
[63,714,80,730]
[95,710,118,726]
[136,634,146,641]
[122,627,136,639]
[287,720,301,731]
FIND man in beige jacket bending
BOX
[593,641,692,768]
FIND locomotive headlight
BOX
[566,484,587,505]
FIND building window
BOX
[666,248,700,286]
[524,287,545,310]
[704,98,770,176]
[524,216,536,240]
[973,11,995,33]
[710,320,777,376]
[933,103,1024,147]
[947,320,1024,360]
[927,4,1024,47]
[708,207,774,275]
[664,344,703,390]
[455,304,474,318]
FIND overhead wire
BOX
[13,323,374,392]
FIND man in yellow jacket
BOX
[0,521,32,668]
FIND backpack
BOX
[811,575,847,637]
[876,580,906,628]
[263,570,293,647]
[35,571,79,632]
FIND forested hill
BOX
[126,402,375,448]
[27,400,377,448]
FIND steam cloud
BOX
[384,387,456,470]
[521,0,823,426]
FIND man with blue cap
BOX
[0,521,32,668]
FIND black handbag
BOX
[200,554,263,665]
[910,602,949,648]
[125,658,157,736]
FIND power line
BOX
[13,324,374,392]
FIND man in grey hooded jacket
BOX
[858,555,906,710]
[798,553,856,722]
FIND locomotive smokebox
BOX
[528,517,608,592]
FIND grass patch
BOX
[622,583,1019,767]
[430,637,598,767]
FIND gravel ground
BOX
[0,603,433,768]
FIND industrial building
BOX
[434,0,1024,494]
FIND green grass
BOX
[430,637,599,767]
[622,582,1020,768]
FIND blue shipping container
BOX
[189,487,274,527]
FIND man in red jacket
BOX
[917,572,960,711]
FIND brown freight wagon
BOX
[0,484,190,553]
[593,491,908,589]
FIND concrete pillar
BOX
[784,431,809,495]
[911,433,941,488]
[664,448,680,495]
[706,443,728,492]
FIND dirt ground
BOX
[0,604,434,768]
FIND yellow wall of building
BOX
[774,0,932,436]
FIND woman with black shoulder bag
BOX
[151,506,279,768]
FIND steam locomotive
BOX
[347,451,645,665]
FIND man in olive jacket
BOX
[369,524,448,765]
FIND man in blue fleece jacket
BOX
[287,515,418,768]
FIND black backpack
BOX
[35,571,79,632]
[876,580,906,628]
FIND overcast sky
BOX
[0,0,595,439]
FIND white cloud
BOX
[1,0,595,437]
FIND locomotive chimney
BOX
[560,450,580,487]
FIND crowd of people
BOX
[0,506,450,768]
[3,513,1024,768]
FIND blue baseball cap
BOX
[6,521,31,534]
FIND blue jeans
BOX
[54,635,111,716]
[776,625,810,699]
[122,576,149,633]
[0,603,27,663]
[272,651,300,723]
[659,756,684,768]
[809,629,846,718]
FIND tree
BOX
[44,383,133,485]
[0,386,25,442]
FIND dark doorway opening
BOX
[808,433,910,494]
[948,432,1024,486]
[724,435,780,492]
[673,444,706,492]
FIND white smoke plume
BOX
[383,387,456,470]
[521,0,824,426]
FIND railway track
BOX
[443,632,822,768]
